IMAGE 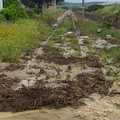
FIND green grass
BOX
[83,38,94,44]
[47,16,80,54]
[67,34,79,50]
[81,21,120,41]
[0,19,51,62]
[0,9,64,62]
[99,47,120,61]
[48,18,73,44]
[96,4,120,16]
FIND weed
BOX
[80,20,120,41]
[66,74,71,80]
[69,36,79,51]
[71,100,86,109]
[96,4,120,16]
[115,104,120,109]
[83,38,94,44]
[0,9,64,62]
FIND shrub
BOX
[0,4,27,21]
[24,8,35,18]
[0,13,6,21]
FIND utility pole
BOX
[82,0,85,17]
[54,0,56,9]
[0,0,3,10]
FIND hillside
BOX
[57,1,106,8]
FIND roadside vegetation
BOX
[0,0,63,62]
[96,4,120,16]
[78,18,120,41]
[78,18,120,62]
[0,19,51,62]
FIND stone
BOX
[106,35,112,39]
[97,29,102,33]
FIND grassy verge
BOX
[0,9,63,62]
[97,47,120,62]
[96,4,120,17]
[78,18,120,41]
[76,16,120,64]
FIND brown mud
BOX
[37,47,103,68]
[0,69,112,112]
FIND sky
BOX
[65,0,120,3]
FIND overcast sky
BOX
[65,0,120,3]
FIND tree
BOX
[5,0,19,7]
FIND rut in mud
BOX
[0,10,116,113]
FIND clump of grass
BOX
[71,100,86,109]
[97,47,120,62]
[41,9,64,25]
[69,37,79,50]
[83,38,94,44]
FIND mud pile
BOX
[0,70,112,112]
[36,47,103,68]
[0,73,20,90]
[36,46,81,65]
[83,55,103,68]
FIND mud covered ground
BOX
[0,69,112,112]
[0,10,119,120]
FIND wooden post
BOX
[0,0,3,10]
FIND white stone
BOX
[97,29,102,33]
[106,35,112,39]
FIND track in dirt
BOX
[0,10,113,112]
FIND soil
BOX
[0,10,119,120]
